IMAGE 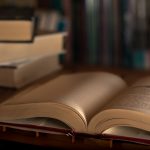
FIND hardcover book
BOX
[0,6,35,42]
[0,54,62,88]
[0,32,65,63]
[0,32,65,88]
[0,72,149,145]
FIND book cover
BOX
[0,6,36,42]
[0,54,62,88]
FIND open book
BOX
[0,72,149,145]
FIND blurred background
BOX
[0,0,149,70]
[64,0,150,70]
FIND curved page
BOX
[0,72,126,132]
[88,77,150,134]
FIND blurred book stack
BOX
[0,0,67,33]
[0,5,65,88]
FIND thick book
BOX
[0,32,65,63]
[0,72,149,145]
[0,6,35,42]
[0,32,65,88]
[0,54,62,88]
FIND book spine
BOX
[63,0,74,66]
[85,0,100,65]
[113,0,122,67]
[101,0,114,67]
[71,0,80,64]
[146,0,150,49]
[77,0,87,65]
[107,0,114,66]
[136,0,147,50]
[101,0,109,66]
[121,0,133,68]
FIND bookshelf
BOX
[63,0,150,71]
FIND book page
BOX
[105,77,150,114]
[0,72,126,132]
[88,76,150,134]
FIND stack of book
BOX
[0,0,67,33]
[0,6,65,88]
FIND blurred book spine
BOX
[64,0,150,70]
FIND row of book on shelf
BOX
[64,0,150,70]
[0,6,66,88]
